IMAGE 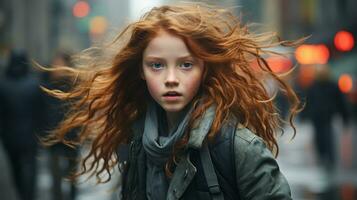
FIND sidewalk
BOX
[277,120,357,200]
[35,147,119,200]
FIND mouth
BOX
[163,91,182,97]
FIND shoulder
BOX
[233,125,292,199]
[234,124,257,144]
[234,124,269,158]
[234,124,276,171]
[210,119,267,155]
[209,121,262,157]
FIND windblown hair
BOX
[42,3,302,182]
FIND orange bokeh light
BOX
[250,57,293,73]
[334,31,355,52]
[298,65,315,88]
[295,44,330,65]
[73,1,90,18]
[266,57,293,73]
[90,16,108,35]
[338,74,353,93]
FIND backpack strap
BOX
[200,142,225,200]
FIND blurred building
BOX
[0,0,129,64]
[0,0,241,66]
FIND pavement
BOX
[277,119,357,200]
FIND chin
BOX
[161,104,186,113]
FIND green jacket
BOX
[165,126,292,200]
[121,109,292,199]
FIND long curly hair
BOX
[42,3,302,182]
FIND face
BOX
[142,31,204,114]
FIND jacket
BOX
[118,112,292,200]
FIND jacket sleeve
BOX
[234,128,292,200]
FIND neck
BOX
[166,111,185,133]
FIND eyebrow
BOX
[143,55,195,60]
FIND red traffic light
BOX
[334,31,354,52]
[73,1,90,18]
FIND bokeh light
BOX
[334,30,355,52]
[295,44,330,65]
[338,74,353,93]
[250,56,293,74]
[73,1,90,18]
[266,57,293,73]
[298,65,315,88]
[89,16,108,35]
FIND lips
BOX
[163,91,182,97]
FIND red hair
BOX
[42,3,302,182]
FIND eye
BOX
[180,62,193,69]
[148,62,164,70]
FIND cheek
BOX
[183,73,202,97]
[145,76,161,97]
[142,67,161,98]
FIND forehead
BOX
[143,31,191,58]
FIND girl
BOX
[43,3,302,200]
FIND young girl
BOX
[44,3,301,200]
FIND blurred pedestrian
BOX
[0,139,19,200]
[42,51,78,200]
[0,50,45,200]
[305,65,350,170]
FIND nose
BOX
[165,68,179,87]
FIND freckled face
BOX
[142,31,204,114]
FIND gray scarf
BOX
[142,101,193,200]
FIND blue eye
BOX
[180,62,193,69]
[149,62,164,70]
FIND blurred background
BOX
[0,0,356,200]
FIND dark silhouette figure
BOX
[0,51,45,200]
[304,66,350,170]
[42,52,78,200]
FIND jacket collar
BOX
[167,153,197,199]
[187,105,216,149]
[167,105,216,199]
